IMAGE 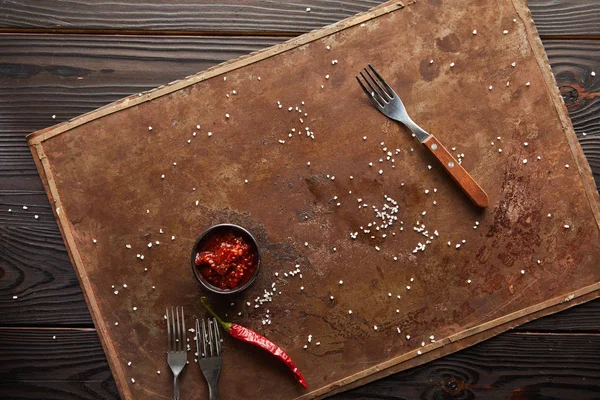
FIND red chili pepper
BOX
[201,297,308,388]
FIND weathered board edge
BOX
[24,0,600,399]
[24,1,406,146]
[512,0,600,228]
[27,143,133,400]
[316,286,600,399]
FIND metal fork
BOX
[356,64,489,208]
[166,307,187,400]
[196,318,222,400]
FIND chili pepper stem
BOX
[200,296,232,331]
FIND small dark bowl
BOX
[191,223,260,295]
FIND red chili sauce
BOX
[194,231,257,290]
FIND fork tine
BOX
[175,307,180,351]
[195,318,200,359]
[357,73,385,108]
[213,317,221,356]
[364,67,392,101]
[180,307,185,352]
[359,71,385,104]
[207,319,214,357]
[166,308,172,352]
[201,319,208,358]
[367,64,396,99]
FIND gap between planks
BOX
[1,28,600,41]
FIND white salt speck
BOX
[304,242,308,247]
[52,114,56,119]
[128,361,132,366]
[133,307,137,311]
[53,335,56,339]
[225,113,230,119]
[592,71,596,77]
[467,279,472,284]
[123,284,127,288]
[171,236,176,240]
[417,350,422,355]
[148,126,152,131]
[565,164,570,169]
[450,62,455,68]
[12,295,17,299]
[489,85,493,90]
[34,215,39,219]
[430,59,434,64]
[523,159,528,164]
[348,310,352,314]
[223,76,227,81]
[93,239,97,244]
[564,224,570,229]
[511,62,516,67]
[406,335,410,340]
[472,29,477,35]
[208,132,213,137]
[161,174,165,179]
[157,371,161,374]
[339,280,344,285]
[23,206,28,210]
[521,269,525,275]
[115,322,119,325]
[503,29,508,34]
[373,326,378,331]
[306,7,311,12]
[131,378,135,384]
[196,125,200,129]
[526,82,531,87]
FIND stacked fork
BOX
[196,317,222,400]
[166,307,187,400]
[165,308,222,400]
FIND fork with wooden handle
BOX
[356,64,489,208]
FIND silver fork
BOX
[196,318,222,400]
[356,64,489,208]
[166,307,187,400]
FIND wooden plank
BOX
[1,36,599,328]
[1,329,599,399]
[0,1,597,37]
[0,328,118,399]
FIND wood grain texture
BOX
[0,328,118,399]
[1,329,599,400]
[1,36,599,328]
[0,1,597,37]
[423,135,489,208]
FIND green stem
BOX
[200,296,232,331]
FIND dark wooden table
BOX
[1,1,599,399]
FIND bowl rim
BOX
[190,223,261,294]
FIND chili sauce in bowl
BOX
[191,224,260,294]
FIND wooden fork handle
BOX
[423,135,489,208]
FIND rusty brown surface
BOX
[27,0,600,399]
